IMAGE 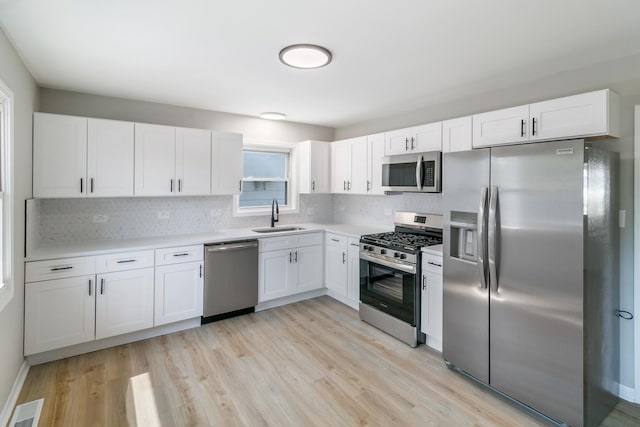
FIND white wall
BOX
[0,28,37,408]
[39,88,334,143]
[335,56,640,392]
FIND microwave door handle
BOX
[416,155,423,191]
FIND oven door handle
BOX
[415,155,423,191]
[360,252,416,274]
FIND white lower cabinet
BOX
[155,261,204,326]
[324,233,360,309]
[421,251,443,352]
[25,275,96,355]
[258,232,323,303]
[95,268,155,339]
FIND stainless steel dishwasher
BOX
[202,240,259,323]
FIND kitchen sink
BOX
[251,226,306,233]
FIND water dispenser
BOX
[449,211,478,262]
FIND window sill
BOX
[232,206,299,218]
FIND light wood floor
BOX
[13,296,640,426]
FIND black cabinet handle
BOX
[89,279,93,296]
[90,178,94,193]
[100,278,105,295]
[532,118,537,136]
[80,178,83,193]
[51,266,73,271]
[520,119,526,137]
[117,259,136,264]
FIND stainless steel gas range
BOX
[359,212,443,347]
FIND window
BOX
[0,78,13,313]
[234,141,298,216]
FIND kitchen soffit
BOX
[0,0,639,128]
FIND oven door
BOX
[359,254,417,325]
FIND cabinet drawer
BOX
[422,254,443,273]
[325,233,347,247]
[155,245,204,266]
[95,250,155,273]
[259,236,293,252]
[294,232,323,248]
[26,256,96,283]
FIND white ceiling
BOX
[1,0,640,128]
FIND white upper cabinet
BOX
[349,136,369,194]
[472,105,530,148]
[34,113,135,198]
[473,89,620,148]
[442,116,472,153]
[331,139,351,193]
[529,89,620,141]
[175,127,211,195]
[367,133,385,195]
[87,118,134,197]
[134,123,176,196]
[385,122,442,155]
[212,131,243,195]
[298,140,331,194]
[33,113,88,198]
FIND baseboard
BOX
[255,288,327,312]
[325,289,358,311]
[0,360,30,427]
[619,383,637,402]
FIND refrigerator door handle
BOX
[416,155,423,191]
[477,186,488,289]
[488,185,499,292]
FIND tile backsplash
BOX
[30,193,444,249]
[34,194,333,247]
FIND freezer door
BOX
[442,149,490,383]
[489,140,584,426]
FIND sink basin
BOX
[252,226,306,233]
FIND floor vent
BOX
[8,398,43,427]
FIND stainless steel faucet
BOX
[271,199,279,227]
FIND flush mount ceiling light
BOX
[259,112,287,120]
[279,44,332,69]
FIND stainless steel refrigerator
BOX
[442,139,619,427]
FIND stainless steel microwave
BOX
[381,151,441,193]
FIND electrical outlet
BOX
[93,214,108,223]
[210,209,221,217]
[157,211,170,220]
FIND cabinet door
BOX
[310,142,331,193]
[212,131,243,195]
[442,116,472,153]
[24,275,95,355]
[33,113,87,198]
[412,122,442,152]
[134,123,176,196]
[95,268,154,339]
[154,261,204,326]
[472,105,529,148]
[295,244,324,293]
[384,128,412,155]
[349,136,369,194]
[425,271,443,351]
[367,133,385,195]
[347,239,361,303]
[175,127,212,195]
[325,243,348,295]
[259,249,295,302]
[529,90,611,141]
[87,118,134,197]
[331,140,351,193]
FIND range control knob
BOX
[380,249,387,255]
[368,246,375,252]
[400,254,407,260]
[394,252,400,258]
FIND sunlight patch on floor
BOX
[127,372,161,427]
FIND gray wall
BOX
[335,56,640,391]
[0,29,37,410]
[39,88,334,143]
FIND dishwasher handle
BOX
[206,241,258,252]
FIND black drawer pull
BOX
[173,253,190,257]
[51,266,73,271]
[117,259,136,264]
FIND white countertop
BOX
[26,223,391,262]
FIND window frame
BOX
[233,139,299,217]
[0,78,14,313]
